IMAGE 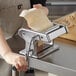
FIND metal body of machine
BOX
[12,23,72,76]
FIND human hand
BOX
[4,52,28,71]
[33,4,49,15]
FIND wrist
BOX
[2,51,13,59]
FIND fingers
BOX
[33,4,49,15]
[33,4,42,9]
[4,52,28,71]
[15,63,28,71]
[14,56,28,71]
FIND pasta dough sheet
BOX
[20,8,52,32]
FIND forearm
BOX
[0,28,12,58]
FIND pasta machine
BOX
[12,23,76,76]
[18,23,67,59]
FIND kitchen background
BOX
[46,0,76,20]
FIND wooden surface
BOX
[60,25,76,41]
[55,37,76,46]
[54,12,76,41]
